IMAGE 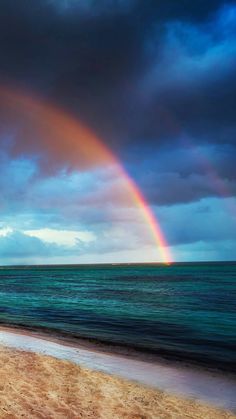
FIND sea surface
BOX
[0,262,235,372]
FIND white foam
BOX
[0,330,235,411]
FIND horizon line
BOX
[0,260,235,268]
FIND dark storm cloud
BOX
[130,3,236,143]
[160,197,236,247]
[0,0,235,139]
[0,0,236,206]
[126,143,236,206]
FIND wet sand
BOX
[0,346,235,419]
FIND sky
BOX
[0,0,236,264]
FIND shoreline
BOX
[0,325,236,412]
[0,321,235,375]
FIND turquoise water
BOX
[0,262,235,371]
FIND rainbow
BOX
[0,86,172,264]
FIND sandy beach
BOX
[0,335,235,418]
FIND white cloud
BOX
[24,228,95,247]
[0,227,13,237]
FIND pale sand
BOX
[0,346,235,419]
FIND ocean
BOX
[0,262,235,372]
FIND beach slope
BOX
[0,346,235,419]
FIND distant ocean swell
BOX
[0,263,235,372]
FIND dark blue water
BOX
[0,262,235,372]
